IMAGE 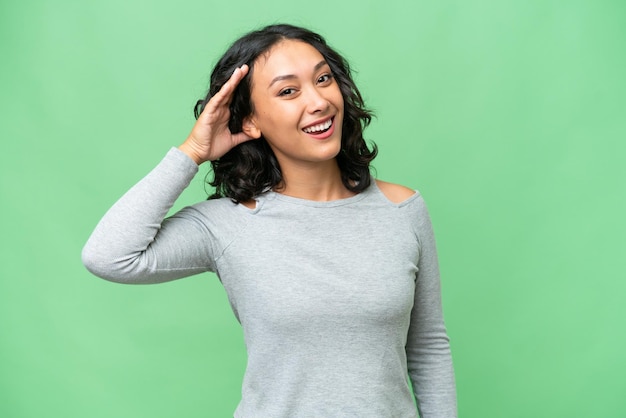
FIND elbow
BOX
[81,242,136,284]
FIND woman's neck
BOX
[274,159,354,201]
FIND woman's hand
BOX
[179,65,254,165]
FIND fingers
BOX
[199,64,249,120]
[214,64,250,105]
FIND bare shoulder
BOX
[240,199,257,209]
[375,180,416,204]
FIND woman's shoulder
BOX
[374,179,419,205]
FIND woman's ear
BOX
[242,117,262,139]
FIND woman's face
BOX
[244,39,344,171]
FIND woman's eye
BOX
[318,73,333,84]
[279,88,295,96]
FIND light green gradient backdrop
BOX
[1,1,625,417]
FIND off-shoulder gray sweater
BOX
[82,148,457,418]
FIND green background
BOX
[2,0,625,416]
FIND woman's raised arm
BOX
[82,66,254,283]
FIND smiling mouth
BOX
[303,117,333,134]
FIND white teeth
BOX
[303,119,332,133]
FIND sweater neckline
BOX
[261,184,372,208]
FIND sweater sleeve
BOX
[82,148,217,283]
[406,195,458,417]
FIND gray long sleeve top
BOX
[82,148,457,418]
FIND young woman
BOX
[83,24,457,418]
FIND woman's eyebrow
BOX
[268,60,329,88]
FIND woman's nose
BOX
[305,87,330,114]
